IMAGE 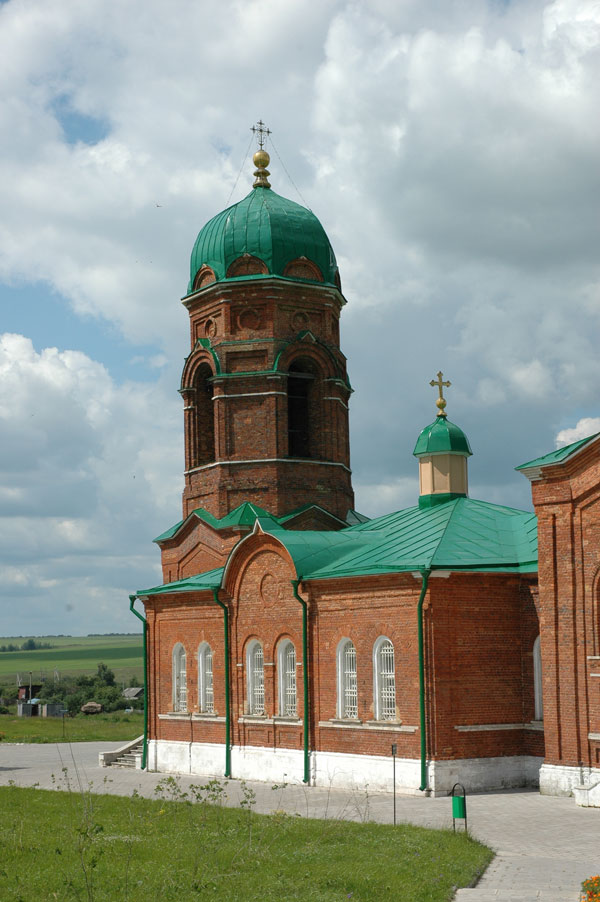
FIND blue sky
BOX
[0,0,599,636]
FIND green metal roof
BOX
[413,417,473,457]
[188,186,338,292]
[144,496,537,599]
[516,432,599,471]
[154,502,274,543]
[136,566,224,597]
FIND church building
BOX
[130,134,600,803]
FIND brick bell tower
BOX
[179,124,354,523]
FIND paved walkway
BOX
[1,742,598,901]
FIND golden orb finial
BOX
[251,120,272,188]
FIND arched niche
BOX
[283,257,323,282]
[226,254,268,278]
[192,265,216,291]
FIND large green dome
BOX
[188,186,339,293]
[413,416,473,457]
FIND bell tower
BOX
[179,125,354,522]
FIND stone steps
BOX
[109,744,143,768]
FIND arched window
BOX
[172,643,187,713]
[194,363,214,466]
[287,358,317,458]
[533,636,543,721]
[373,637,396,721]
[278,640,297,716]
[198,642,214,714]
[337,638,358,719]
[246,640,265,715]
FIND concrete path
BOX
[1,742,598,901]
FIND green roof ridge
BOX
[516,432,599,471]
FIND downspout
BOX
[129,595,148,770]
[211,588,231,778]
[417,570,431,792]
[291,579,310,784]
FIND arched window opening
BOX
[194,363,214,466]
[247,641,265,715]
[278,640,297,716]
[198,642,214,714]
[172,643,187,713]
[374,637,396,721]
[337,639,358,719]
[288,358,317,458]
[533,636,543,721]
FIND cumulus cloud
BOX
[0,0,598,631]
[0,333,181,633]
[556,417,600,447]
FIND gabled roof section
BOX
[135,566,224,597]
[154,502,273,544]
[516,432,600,472]
[140,496,537,600]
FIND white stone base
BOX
[428,755,542,796]
[147,740,542,795]
[540,762,600,801]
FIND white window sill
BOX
[238,715,273,724]
[319,720,417,733]
[273,716,302,725]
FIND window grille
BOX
[173,645,187,712]
[342,640,358,719]
[280,642,297,716]
[250,643,265,715]
[376,639,395,720]
[199,644,214,714]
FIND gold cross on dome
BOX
[251,120,271,150]
[430,371,451,417]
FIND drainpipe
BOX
[417,570,431,792]
[291,579,310,784]
[211,588,231,778]
[129,595,148,770]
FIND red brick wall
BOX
[529,440,600,769]
[145,537,542,765]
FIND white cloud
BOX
[556,417,600,447]
[0,333,181,633]
[0,0,598,631]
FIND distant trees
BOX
[0,639,53,653]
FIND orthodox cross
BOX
[430,371,451,417]
[251,120,271,149]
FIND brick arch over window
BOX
[283,257,324,282]
[192,265,216,291]
[226,254,269,278]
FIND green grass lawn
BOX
[0,634,143,685]
[0,783,492,901]
[0,710,143,743]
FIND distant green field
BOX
[0,634,144,686]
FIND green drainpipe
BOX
[291,579,310,784]
[129,595,148,770]
[211,588,231,778]
[417,570,431,792]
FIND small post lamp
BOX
[451,782,468,833]
[391,743,398,825]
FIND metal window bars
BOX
[203,647,214,714]
[175,647,187,712]
[343,641,358,718]
[378,640,396,720]
[251,644,265,715]
[283,642,297,716]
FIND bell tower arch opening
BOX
[287,358,319,459]
[194,363,215,467]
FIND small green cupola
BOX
[413,372,472,508]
